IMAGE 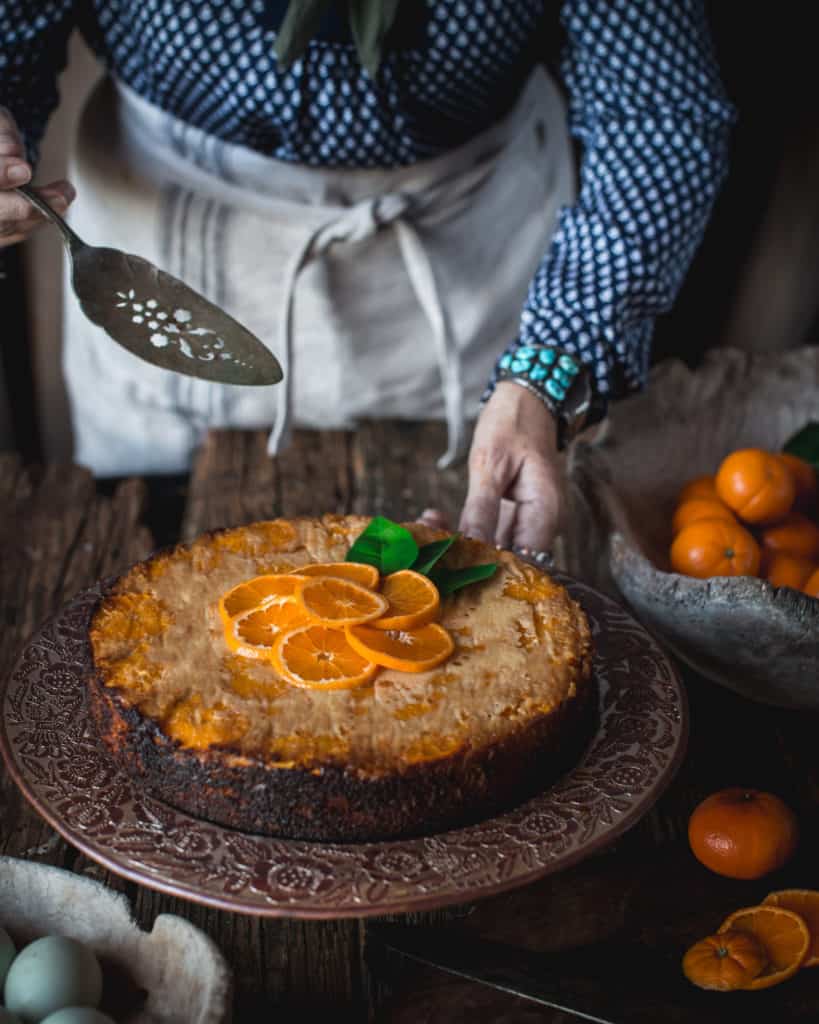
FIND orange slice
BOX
[718,904,810,989]
[295,576,388,627]
[292,561,380,588]
[223,600,312,660]
[219,574,305,624]
[273,624,378,690]
[763,890,819,967]
[372,570,440,630]
[345,622,454,673]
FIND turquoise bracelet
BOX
[496,345,581,403]
[494,345,590,450]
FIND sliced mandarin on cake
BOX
[372,569,440,630]
[296,576,388,627]
[346,622,454,673]
[273,623,378,690]
[292,561,380,588]
[218,573,306,624]
[224,600,313,660]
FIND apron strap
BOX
[267,194,466,467]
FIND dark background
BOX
[2,1,817,463]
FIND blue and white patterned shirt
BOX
[0,0,734,410]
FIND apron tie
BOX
[267,192,465,467]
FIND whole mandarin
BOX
[716,449,796,524]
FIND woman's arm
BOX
[461,0,735,550]
[497,0,736,408]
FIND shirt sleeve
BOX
[0,0,75,164]
[489,0,735,416]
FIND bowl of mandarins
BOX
[568,347,819,709]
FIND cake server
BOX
[17,184,283,387]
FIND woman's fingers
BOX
[510,456,563,554]
[0,106,30,185]
[0,107,77,247]
[460,380,564,551]
[459,443,515,543]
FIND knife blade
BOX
[366,923,764,1023]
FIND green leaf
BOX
[430,563,498,597]
[346,516,418,574]
[274,0,333,68]
[412,534,459,576]
[783,422,819,471]
[348,0,400,76]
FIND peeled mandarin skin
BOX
[688,789,799,880]
[715,449,796,524]
[804,568,819,598]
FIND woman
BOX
[0,0,733,554]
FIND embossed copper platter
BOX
[0,576,687,919]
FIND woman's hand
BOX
[0,106,75,248]
[458,381,564,552]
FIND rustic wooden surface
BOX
[1,427,818,1022]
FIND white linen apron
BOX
[63,66,574,477]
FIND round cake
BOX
[88,515,594,842]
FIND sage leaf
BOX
[412,534,458,576]
[274,0,333,68]
[346,516,418,574]
[783,422,819,472]
[430,563,498,597]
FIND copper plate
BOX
[0,576,687,919]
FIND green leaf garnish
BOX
[783,422,819,472]
[429,563,498,597]
[412,534,459,575]
[345,516,418,575]
[346,517,498,595]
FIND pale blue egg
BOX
[0,925,15,988]
[3,936,102,1023]
[39,1011,115,1024]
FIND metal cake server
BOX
[18,184,283,387]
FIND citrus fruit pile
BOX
[683,891,819,992]
[670,447,819,596]
[218,562,454,690]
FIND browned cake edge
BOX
[87,655,596,842]
[86,526,596,843]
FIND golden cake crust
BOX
[87,516,594,841]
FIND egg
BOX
[0,925,15,988]
[39,1012,115,1024]
[3,936,102,1023]
[0,1010,23,1024]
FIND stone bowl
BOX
[0,856,232,1023]
[566,347,819,710]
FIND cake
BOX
[88,516,594,842]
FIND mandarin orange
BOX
[716,449,796,524]
[688,788,799,880]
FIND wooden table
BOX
[2,423,818,1022]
